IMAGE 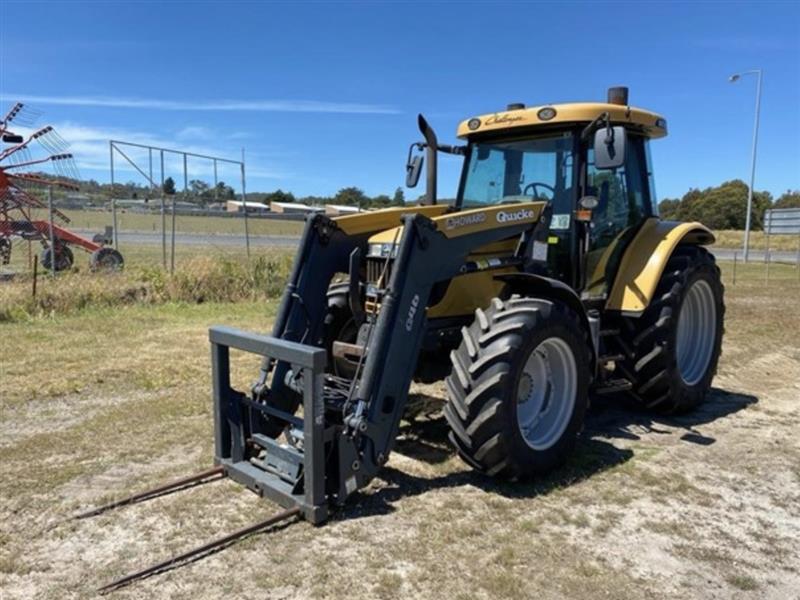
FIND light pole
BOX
[729,69,762,263]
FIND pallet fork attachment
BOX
[210,326,330,523]
[97,507,301,594]
[74,462,301,593]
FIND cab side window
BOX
[585,136,649,249]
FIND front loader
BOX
[212,200,555,522]
[88,86,724,592]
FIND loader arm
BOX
[210,202,548,523]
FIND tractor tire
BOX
[614,245,724,414]
[0,237,11,265]
[323,282,360,378]
[444,296,592,479]
[41,244,74,272]
[90,247,125,271]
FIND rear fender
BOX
[606,219,715,315]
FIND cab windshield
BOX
[458,132,576,220]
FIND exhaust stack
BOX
[418,114,438,205]
[607,86,629,106]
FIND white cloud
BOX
[176,126,213,140]
[4,93,401,115]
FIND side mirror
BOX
[593,126,626,169]
[406,154,423,188]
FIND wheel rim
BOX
[675,279,717,386]
[516,337,577,451]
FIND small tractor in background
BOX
[88,86,725,592]
[0,102,124,274]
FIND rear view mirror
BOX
[593,126,626,169]
[406,154,423,188]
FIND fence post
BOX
[32,254,38,298]
[765,250,770,283]
[110,142,119,250]
[797,235,800,282]
[47,186,56,279]
[241,148,250,259]
[171,194,176,275]
[732,251,737,286]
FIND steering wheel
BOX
[523,182,555,199]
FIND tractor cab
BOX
[449,87,667,297]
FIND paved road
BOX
[76,229,799,263]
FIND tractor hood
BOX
[366,202,547,257]
[367,226,405,259]
[368,226,404,245]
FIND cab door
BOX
[583,135,654,298]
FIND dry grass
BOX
[713,229,800,252]
[0,250,292,322]
[1,261,799,599]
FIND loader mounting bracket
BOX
[210,326,330,524]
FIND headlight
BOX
[367,243,398,258]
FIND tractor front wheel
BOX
[444,296,592,478]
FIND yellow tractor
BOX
[209,86,724,523]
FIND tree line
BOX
[658,180,799,230]
[241,186,407,209]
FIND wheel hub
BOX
[516,337,577,451]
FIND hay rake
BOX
[0,102,123,272]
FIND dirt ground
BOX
[1,268,799,599]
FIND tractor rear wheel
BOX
[444,296,591,478]
[614,245,724,414]
[0,237,11,265]
[41,244,73,272]
[323,282,360,378]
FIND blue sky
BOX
[1,1,798,202]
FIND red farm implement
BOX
[0,102,123,273]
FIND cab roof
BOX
[456,102,667,140]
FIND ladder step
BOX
[598,353,626,364]
[595,379,633,395]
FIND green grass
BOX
[718,259,800,286]
[29,207,305,237]
[726,574,759,591]
[0,301,276,409]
